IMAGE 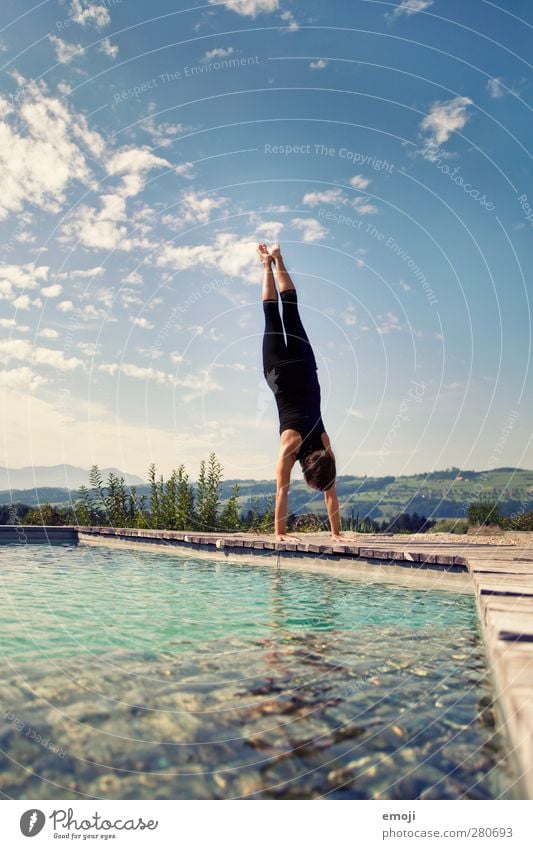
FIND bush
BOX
[22,503,67,526]
[467,499,504,527]
[430,519,470,534]
[289,513,328,533]
[380,512,435,534]
[501,511,533,531]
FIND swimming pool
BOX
[0,543,513,799]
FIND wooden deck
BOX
[3,524,533,797]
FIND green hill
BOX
[2,466,531,523]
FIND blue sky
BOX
[0,0,531,483]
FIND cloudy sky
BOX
[0,0,531,483]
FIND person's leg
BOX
[271,246,317,368]
[258,244,287,373]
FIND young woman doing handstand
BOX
[258,242,345,543]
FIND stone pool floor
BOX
[74,526,533,798]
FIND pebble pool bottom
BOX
[0,543,514,800]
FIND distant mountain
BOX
[0,464,145,490]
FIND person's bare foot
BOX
[256,243,272,265]
[270,243,282,261]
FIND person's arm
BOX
[324,482,342,540]
[275,435,299,542]
[320,432,343,541]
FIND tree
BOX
[219,483,241,531]
[176,465,195,530]
[148,463,163,529]
[74,485,93,525]
[195,453,222,531]
[89,464,106,522]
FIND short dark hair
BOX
[300,449,336,491]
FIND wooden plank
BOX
[485,609,533,641]
[473,574,533,597]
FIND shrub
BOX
[430,518,470,534]
[289,512,328,533]
[501,510,533,531]
[22,503,66,526]
[467,499,504,527]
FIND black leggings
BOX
[262,289,317,374]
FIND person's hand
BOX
[276,534,300,543]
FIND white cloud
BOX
[342,305,357,326]
[280,10,299,30]
[61,145,170,250]
[130,316,154,330]
[57,300,74,312]
[49,35,85,65]
[303,188,346,207]
[99,37,119,59]
[202,47,235,61]
[420,96,473,147]
[0,338,83,370]
[106,146,171,198]
[0,318,16,328]
[208,0,279,16]
[76,341,100,356]
[188,325,224,342]
[139,104,189,149]
[0,78,101,221]
[123,271,143,286]
[487,77,504,99]
[1,366,48,391]
[121,363,167,384]
[174,370,223,398]
[120,289,143,308]
[309,59,328,70]
[41,283,63,298]
[67,0,111,28]
[12,294,42,310]
[77,303,106,321]
[352,197,378,215]
[162,190,227,228]
[376,312,402,335]
[94,287,113,308]
[57,266,105,281]
[135,346,163,360]
[175,162,196,180]
[0,263,49,300]
[349,174,371,189]
[155,232,261,282]
[389,0,433,17]
[98,361,222,397]
[38,328,59,338]
[251,216,284,242]
[291,218,327,242]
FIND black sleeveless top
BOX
[265,358,326,461]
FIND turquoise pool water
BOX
[0,543,513,800]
